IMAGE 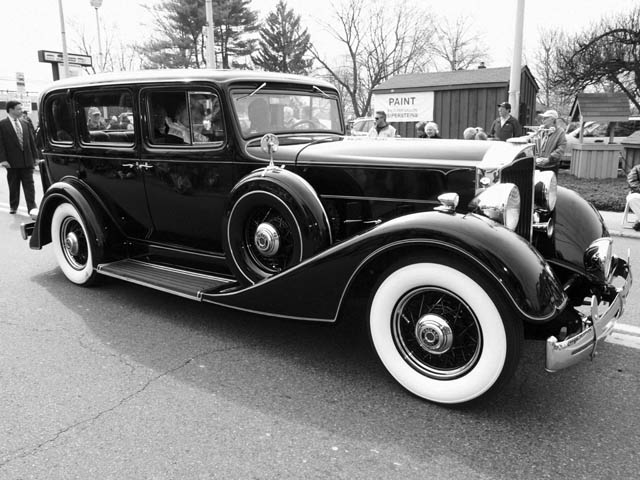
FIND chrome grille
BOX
[501,156,534,240]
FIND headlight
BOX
[469,183,521,231]
[584,238,613,283]
[534,170,557,211]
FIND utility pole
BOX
[57,0,70,78]
[90,0,104,71]
[205,0,216,68]
[509,0,525,119]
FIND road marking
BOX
[606,323,640,350]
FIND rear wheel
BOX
[369,259,522,405]
[51,203,99,286]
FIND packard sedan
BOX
[22,70,631,405]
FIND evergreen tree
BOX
[252,0,312,74]
[139,0,258,69]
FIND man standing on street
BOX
[489,102,522,141]
[0,100,38,215]
[534,109,566,173]
[368,111,396,138]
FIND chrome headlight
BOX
[534,170,557,211]
[584,238,613,283]
[469,183,521,231]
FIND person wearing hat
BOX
[489,102,522,141]
[626,163,640,231]
[87,107,107,131]
[534,109,566,173]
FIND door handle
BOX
[122,163,136,168]
[138,163,154,170]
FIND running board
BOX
[97,259,236,300]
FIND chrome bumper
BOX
[546,255,632,372]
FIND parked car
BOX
[349,116,374,136]
[561,120,640,169]
[22,70,631,405]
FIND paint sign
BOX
[372,91,434,123]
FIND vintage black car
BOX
[22,70,631,405]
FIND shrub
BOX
[557,170,627,211]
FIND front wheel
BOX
[369,259,522,405]
[51,203,99,286]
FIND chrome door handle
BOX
[138,163,154,170]
[122,163,136,168]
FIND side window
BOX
[147,90,224,146]
[45,94,73,144]
[76,90,135,145]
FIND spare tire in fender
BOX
[223,167,332,285]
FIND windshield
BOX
[232,89,343,138]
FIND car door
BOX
[139,86,234,253]
[73,88,152,239]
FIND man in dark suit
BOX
[0,100,38,215]
[489,102,522,141]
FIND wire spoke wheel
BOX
[369,260,522,405]
[243,206,296,275]
[392,287,482,380]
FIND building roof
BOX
[375,67,513,92]
[570,92,630,123]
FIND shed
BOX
[372,66,538,139]
[568,93,630,179]
[570,92,630,124]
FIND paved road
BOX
[1,180,640,479]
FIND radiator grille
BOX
[501,156,534,240]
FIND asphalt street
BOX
[1,169,639,479]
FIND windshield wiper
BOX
[236,82,267,101]
[313,85,329,98]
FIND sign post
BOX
[37,50,93,81]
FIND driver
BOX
[248,98,270,133]
[283,106,298,128]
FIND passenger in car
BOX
[165,101,209,144]
[87,107,107,131]
[248,98,270,133]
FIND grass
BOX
[557,170,627,212]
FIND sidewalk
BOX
[599,210,640,239]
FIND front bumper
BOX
[546,254,632,372]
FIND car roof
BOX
[39,69,338,98]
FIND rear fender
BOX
[202,211,567,323]
[29,179,114,257]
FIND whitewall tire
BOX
[51,203,98,286]
[369,261,522,405]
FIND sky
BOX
[1,0,638,96]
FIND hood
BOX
[245,136,529,169]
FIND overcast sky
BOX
[1,0,637,95]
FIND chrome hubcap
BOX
[414,315,453,355]
[254,222,280,257]
[64,232,80,256]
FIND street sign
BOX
[16,72,25,95]
[37,50,92,67]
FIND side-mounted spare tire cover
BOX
[223,167,332,285]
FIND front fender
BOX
[29,179,111,258]
[203,211,566,323]
[536,186,608,276]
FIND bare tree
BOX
[430,14,486,71]
[531,27,572,114]
[553,6,640,112]
[310,0,434,118]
